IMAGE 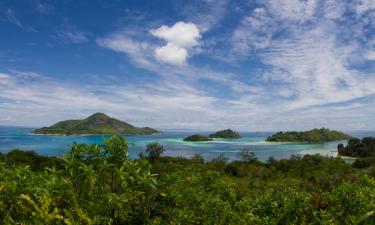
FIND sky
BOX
[0,0,375,131]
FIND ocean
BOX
[0,127,374,161]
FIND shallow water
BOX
[0,127,374,161]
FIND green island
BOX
[266,128,352,143]
[184,129,241,141]
[209,129,241,138]
[1,136,375,224]
[32,113,160,135]
[183,134,213,141]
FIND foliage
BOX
[0,136,375,224]
[146,142,165,160]
[32,112,160,135]
[0,149,64,171]
[183,134,213,141]
[266,128,352,143]
[338,137,375,158]
[237,148,257,163]
[209,129,241,138]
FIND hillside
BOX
[266,128,352,143]
[32,113,160,135]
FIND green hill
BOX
[32,113,160,135]
[183,134,213,141]
[266,128,352,143]
[209,129,240,138]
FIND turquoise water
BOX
[0,127,374,161]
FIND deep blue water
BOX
[0,127,374,161]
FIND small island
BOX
[183,134,213,142]
[209,129,241,139]
[32,113,160,135]
[183,129,240,141]
[266,128,352,143]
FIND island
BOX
[266,128,352,143]
[183,129,240,141]
[32,112,160,135]
[183,134,213,142]
[338,137,375,158]
[209,129,241,139]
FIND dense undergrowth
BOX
[0,136,375,224]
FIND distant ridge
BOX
[32,113,160,135]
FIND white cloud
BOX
[230,1,375,112]
[4,9,35,32]
[154,43,187,65]
[150,22,200,48]
[322,0,346,20]
[0,71,221,129]
[150,21,201,65]
[264,0,317,22]
[0,73,15,85]
[231,7,276,55]
[55,30,88,44]
[364,51,375,60]
[5,9,23,28]
[97,32,158,69]
[355,0,375,15]
[177,0,229,32]
[9,70,42,78]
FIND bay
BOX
[0,126,374,161]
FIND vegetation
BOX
[183,129,241,141]
[0,149,64,171]
[338,137,375,158]
[209,129,241,138]
[266,128,352,143]
[32,112,160,135]
[183,134,213,141]
[145,142,165,160]
[1,136,375,224]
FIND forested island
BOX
[0,136,374,224]
[32,113,160,135]
[183,134,213,141]
[209,129,241,138]
[266,128,352,143]
[184,129,240,141]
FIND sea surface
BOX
[0,127,374,161]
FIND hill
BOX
[183,134,213,141]
[266,128,352,143]
[32,113,160,135]
[209,129,240,138]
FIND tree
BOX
[191,154,204,163]
[146,142,165,159]
[237,148,258,163]
[337,143,345,155]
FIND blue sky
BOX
[0,0,375,131]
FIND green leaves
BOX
[1,136,375,224]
